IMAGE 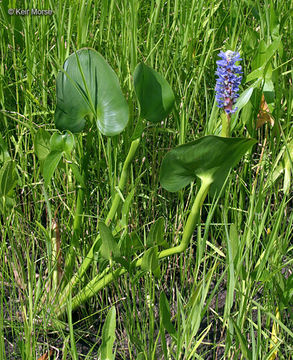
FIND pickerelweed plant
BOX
[34,48,256,320]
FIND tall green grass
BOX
[0,0,292,359]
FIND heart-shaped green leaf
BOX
[50,132,75,154]
[55,48,128,136]
[133,63,175,123]
[50,133,65,152]
[39,131,75,186]
[160,136,256,193]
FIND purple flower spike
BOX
[215,50,242,114]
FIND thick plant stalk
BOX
[221,113,231,138]
[56,178,211,318]
[56,138,140,308]
[158,179,211,257]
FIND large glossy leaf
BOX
[160,136,256,193]
[133,63,175,123]
[55,48,128,136]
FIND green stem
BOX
[105,138,140,224]
[63,135,89,284]
[158,179,210,257]
[221,113,231,138]
[56,179,210,318]
[56,138,140,308]
[63,182,85,282]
